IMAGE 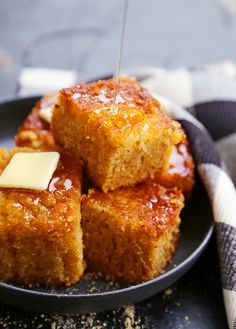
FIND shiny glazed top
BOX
[84,182,184,238]
[58,76,182,137]
[0,148,82,231]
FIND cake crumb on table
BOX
[124,305,135,321]
[164,288,173,296]
[124,305,135,328]
[51,322,56,329]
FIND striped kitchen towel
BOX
[19,62,236,329]
[130,63,236,329]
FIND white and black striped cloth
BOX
[19,62,236,329]
[133,64,236,329]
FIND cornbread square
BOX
[82,182,184,284]
[15,93,57,150]
[155,138,195,197]
[52,77,183,192]
[0,148,85,287]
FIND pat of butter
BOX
[38,105,54,124]
[0,152,60,191]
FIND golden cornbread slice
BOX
[52,77,183,192]
[155,138,195,197]
[15,93,57,150]
[0,148,85,287]
[82,182,184,284]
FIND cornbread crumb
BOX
[51,323,56,329]
[124,305,135,320]
[0,303,154,329]
[124,305,135,329]
[164,288,173,296]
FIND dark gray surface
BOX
[0,239,228,329]
[0,0,231,328]
[1,0,236,99]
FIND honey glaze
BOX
[59,77,182,144]
[168,141,194,177]
[86,182,184,236]
[112,0,129,113]
[0,150,81,224]
[70,77,151,111]
[61,77,170,125]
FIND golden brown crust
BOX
[15,93,57,149]
[0,147,85,287]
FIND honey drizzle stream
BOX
[112,0,129,112]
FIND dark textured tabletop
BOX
[0,0,233,328]
[0,238,229,329]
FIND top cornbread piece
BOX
[15,93,57,150]
[52,77,183,192]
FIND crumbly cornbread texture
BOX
[0,148,85,287]
[52,77,183,192]
[82,182,184,284]
[15,93,57,150]
[155,139,195,197]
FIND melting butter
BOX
[0,152,60,190]
[38,105,54,124]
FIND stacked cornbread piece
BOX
[0,77,194,287]
[0,148,84,286]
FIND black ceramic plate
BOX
[0,96,213,314]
